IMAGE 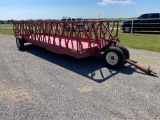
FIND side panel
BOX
[24,38,100,59]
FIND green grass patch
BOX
[119,30,160,52]
[0,24,13,35]
[0,28,14,35]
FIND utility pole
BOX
[99,14,100,20]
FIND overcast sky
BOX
[0,0,159,20]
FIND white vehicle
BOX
[61,17,90,31]
[62,17,83,22]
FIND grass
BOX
[0,23,160,52]
[119,30,160,52]
[0,28,13,35]
[0,24,13,35]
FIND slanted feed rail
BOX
[12,20,157,76]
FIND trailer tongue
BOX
[125,59,157,76]
[12,20,157,76]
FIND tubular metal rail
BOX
[12,20,157,76]
[13,20,119,58]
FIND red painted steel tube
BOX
[12,20,120,58]
[125,59,157,76]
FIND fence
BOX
[120,18,160,33]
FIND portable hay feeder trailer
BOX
[12,20,157,76]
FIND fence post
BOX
[131,20,133,34]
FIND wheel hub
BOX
[106,52,119,65]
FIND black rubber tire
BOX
[118,45,130,60]
[103,47,125,69]
[16,36,24,50]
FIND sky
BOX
[0,0,159,20]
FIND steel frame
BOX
[13,20,119,49]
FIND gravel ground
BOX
[0,34,160,120]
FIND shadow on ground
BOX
[22,44,140,83]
